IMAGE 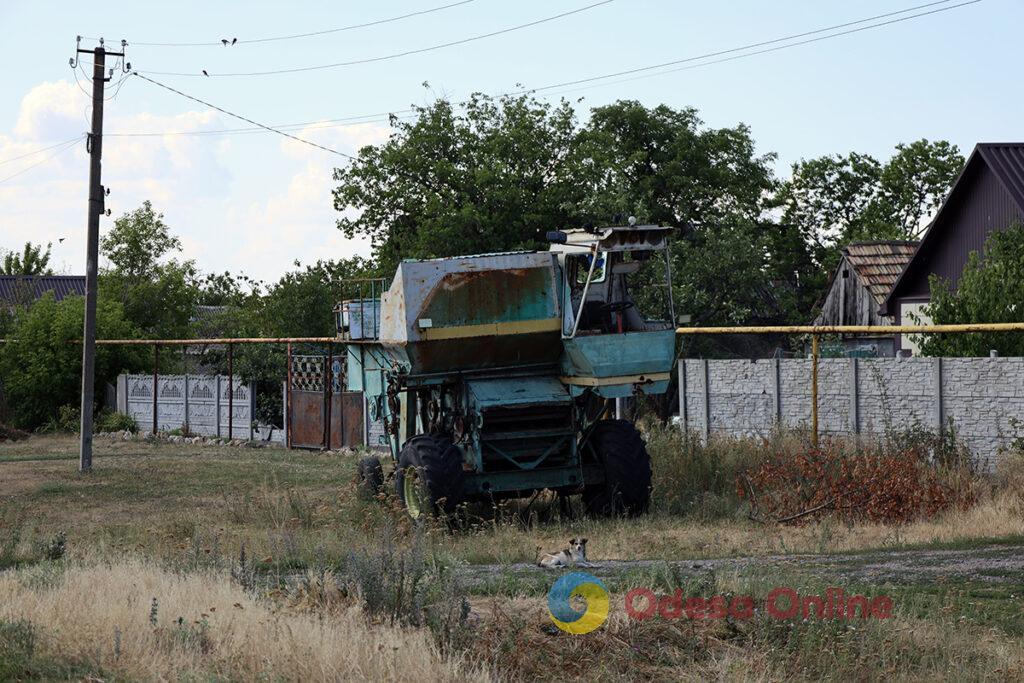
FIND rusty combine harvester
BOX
[340,223,676,518]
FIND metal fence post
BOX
[701,358,710,444]
[227,343,234,440]
[286,342,293,449]
[183,372,190,435]
[325,343,333,450]
[152,344,159,435]
[678,360,687,434]
[215,375,221,438]
[850,357,860,435]
[772,357,782,427]
[811,335,819,447]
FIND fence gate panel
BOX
[290,355,327,449]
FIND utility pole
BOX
[77,40,124,472]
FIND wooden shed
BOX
[813,241,918,356]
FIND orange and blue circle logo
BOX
[547,572,610,634]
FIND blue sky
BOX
[0,0,1019,282]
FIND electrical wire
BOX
[513,0,982,97]
[108,0,980,140]
[130,73,356,158]
[0,137,83,166]
[107,110,415,138]
[0,137,81,185]
[117,0,478,47]
[138,0,616,77]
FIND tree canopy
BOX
[917,223,1024,358]
[99,201,199,339]
[777,139,963,271]
[1,242,53,276]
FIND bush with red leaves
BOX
[738,442,977,525]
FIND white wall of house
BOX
[900,302,933,355]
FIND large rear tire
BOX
[395,434,465,519]
[582,420,652,517]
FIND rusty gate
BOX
[286,353,364,450]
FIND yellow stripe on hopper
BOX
[420,317,561,341]
[559,372,671,387]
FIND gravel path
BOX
[456,543,1024,587]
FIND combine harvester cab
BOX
[342,223,675,519]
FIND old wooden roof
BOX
[842,241,918,305]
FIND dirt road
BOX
[458,543,1024,588]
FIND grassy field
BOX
[2,433,1023,680]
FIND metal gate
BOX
[287,353,364,450]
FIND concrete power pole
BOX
[77,40,123,472]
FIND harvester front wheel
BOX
[582,420,652,517]
[395,435,465,519]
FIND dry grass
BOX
[461,581,1024,681]
[1,434,1022,571]
[0,558,483,681]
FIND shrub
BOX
[41,405,80,433]
[644,423,782,518]
[740,440,977,525]
[0,423,29,443]
[0,293,145,430]
[95,410,137,434]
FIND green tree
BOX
[578,101,806,326]
[0,293,143,429]
[333,94,587,273]
[1,242,53,275]
[778,140,963,271]
[99,201,199,338]
[262,258,372,337]
[917,223,1024,357]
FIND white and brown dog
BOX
[537,537,594,569]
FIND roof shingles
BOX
[842,241,918,305]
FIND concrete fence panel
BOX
[679,356,1024,470]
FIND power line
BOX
[0,137,81,185]
[118,0,478,47]
[0,137,83,166]
[130,72,356,158]
[109,0,979,140]
[515,0,982,97]
[138,0,616,77]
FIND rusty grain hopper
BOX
[341,224,676,518]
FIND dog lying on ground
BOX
[537,537,594,568]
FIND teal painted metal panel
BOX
[561,329,676,378]
[467,376,571,409]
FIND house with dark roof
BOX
[813,241,918,356]
[881,143,1024,354]
[0,275,86,309]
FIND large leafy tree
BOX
[1,241,53,276]
[99,201,199,338]
[778,139,963,271]
[917,223,1024,357]
[261,257,373,337]
[333,94,588,273]
[578,101,806,326]
[0,293,143,428]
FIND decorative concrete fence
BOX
[117,374,255,440]
[679,357,1024,470]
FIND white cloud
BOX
[14,80,87,140]
[1,80,391,283]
